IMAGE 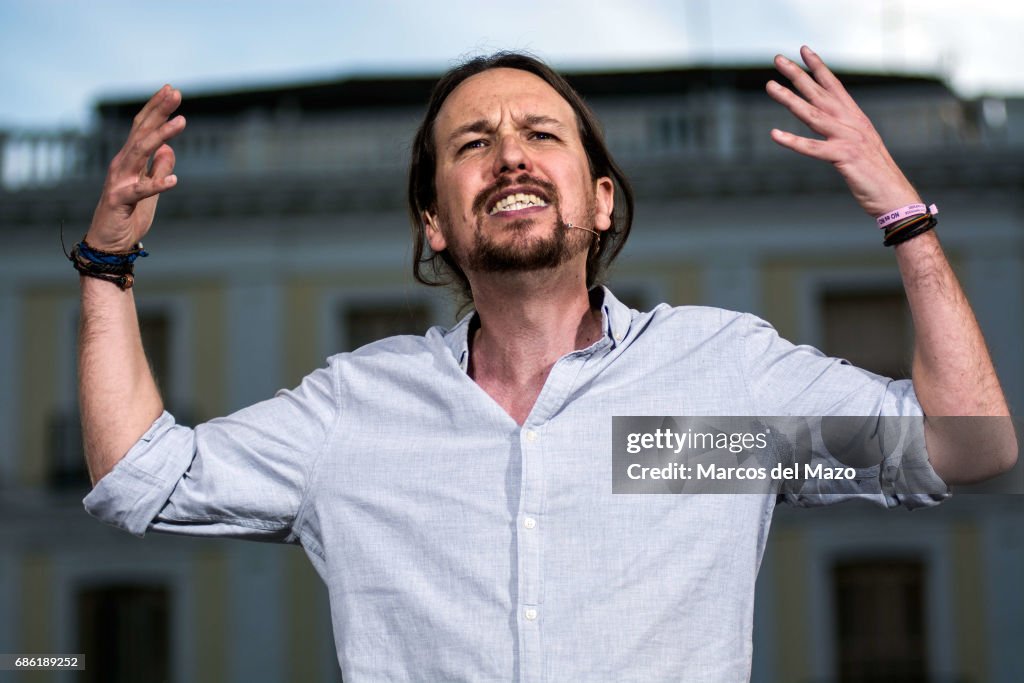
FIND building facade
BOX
[1,64,1022,682]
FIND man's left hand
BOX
[766,45,919,218]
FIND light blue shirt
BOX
[84,287,948,682]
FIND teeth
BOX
[489,193,548,215]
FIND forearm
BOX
[895,231,1017,482]
[79,276,163,485]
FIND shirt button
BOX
[523,517,536,530]
[525,430,538,442]
[524,608,538,621]
[614,333,624,342]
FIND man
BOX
[80,47,1015,681]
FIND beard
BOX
[441,175,596,274]
[463,211,586,273]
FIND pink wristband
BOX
[876,203,938,229]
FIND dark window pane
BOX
[833,559,927,683]
[48,411,88,490]
[77,584,171,683]
[341,302,432,351]
[822,289,912,380]
[138,310,170,393]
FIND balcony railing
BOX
[1,93,1015,191]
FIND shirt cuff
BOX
[82,411,197,537]
[881,413,952,510]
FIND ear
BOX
[594,177,615,232]
[423,210,447,252]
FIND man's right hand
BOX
[86,85,185,252]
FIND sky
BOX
[1,0,1022,129]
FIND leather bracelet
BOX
[883,214,937,247]
[65,235,147,291]
[74,267,136,290]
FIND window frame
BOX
[50,548,196,683]
[317,285,449,358]
[802,516,955,680]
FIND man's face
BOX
[425,68,614,278]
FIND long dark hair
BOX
[407,51,635,308]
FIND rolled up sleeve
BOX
[83,412,195,537]
[83,362,338,540]
[740,313,950,509]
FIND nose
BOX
[492,134,531,177]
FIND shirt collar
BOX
[596,285,633,347]
[441,285,634,372]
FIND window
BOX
[48,411,88,490]
[649,111,708,155]
[340,301,433,351]
[49,307,181,490]
[821,289,912,380]
[77,583,171,683]
[138,309,171,395]
[833,559,927,683]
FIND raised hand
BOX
[766,46,920,218]
[86,85,186,252]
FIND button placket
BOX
[517,421,546,682]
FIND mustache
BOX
[472,173,559,215]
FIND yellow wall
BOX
[193,547,227,683]
[21,287,74,486]
[20,553,52,683]
[952,522,986,682]
[771,528,810,681]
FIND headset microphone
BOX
[565,222,599,237]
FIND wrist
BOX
[84,233,138,253]
[879,203,938,247]
[68,235,147,291]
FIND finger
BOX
[127,85,171,131]
[148,143,176,180]
[774,53,829,106]
[799,46,860,109]
[130,85,182,135]
[770,128,843,163]
[122,88,183,164]
[108,173,177,207]
[113,115,186,177]
[139,118,186,168]
[111,142,179,205]
[765,80,847,138]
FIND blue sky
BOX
[1,0,1022,128]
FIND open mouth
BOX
[487,190,551,215]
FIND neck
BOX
[467,266,603,388]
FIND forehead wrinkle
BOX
[437,69,580,149]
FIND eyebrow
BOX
[447,119,491,145]
[446,114,569,146]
